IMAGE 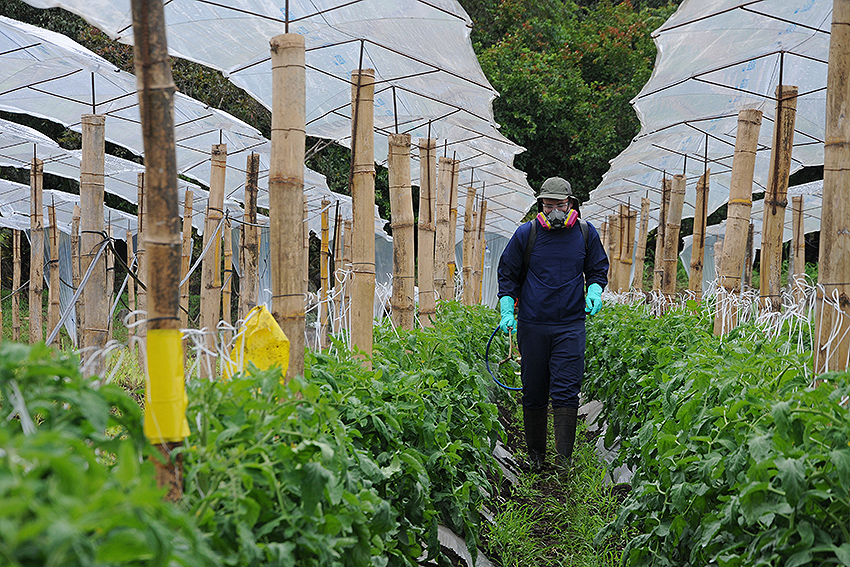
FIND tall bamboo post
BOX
[689,170,710,300]
[12,230,21,342]
[240,154,260,318]
[126,229,136,345]
[618,205,636,292]
[269,34,307,379]
[653,177,671,291]
[199,144,226,378]
[180,189,193,329]
[447,159,460,301]
[77,115,111,350]
[607,213,620,291]
[71,205,81,342]
[417,138,437,326]
[29,158,44,344]
[791,195,805,300]
[331,207,343,334]
[388,133,415,330]
[714,239,724,278]
[136,172,147,333]
[600,221,608,252]
[349,68,376,364]
[342,219,352,327]
[434,157,454,301]
[468,208,479,303]
[131,0,189,500]
[744,223,755,289]
[761,85,799,311]
[662,174,686,297]
[47,204,60,343]
[303,196,309,296]
[475,201,488,303]
[222,216,233,343]
[106,226,115,341]
[462,184,478,305]
[714,108,762,336]
[632,197,650,291]
[320,198,330,346]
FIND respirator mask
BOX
[536,207,578,230]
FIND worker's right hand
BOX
[499,296,517,334]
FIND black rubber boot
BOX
[553,406,578,469]
[523,407,548,473]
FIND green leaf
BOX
[833,543,850,566]
[776,457,806,507]
[96,530,154,562]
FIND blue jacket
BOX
[497,218,609,325]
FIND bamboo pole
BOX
[632,197,650,291]
[303,196,309,297]
[180,189,193,329]
[349,68,376,365]
[468,208,479,303]
[240,154,260,319]
[607,213,620,291]
[222,216,233,343]
[320,199,330,346]
[462,184,477,306]
[714,239,724,278]
[71,205,81,343]
[269,34,307,379]
[136,172,147,334]
[475,201,488,304]
[106,226,115,341]
[653,177,671,291]
[714,108,762,336]
[599,221,608,252]
[417,138,437,326]
[744,223,755,289]
[388,133,415,330]
[447,159,460,301]
[12,230,21,342]
[619,205,636,292]
[29,158,44,344]
[199,144,226,378]
[760,85,799,311]
[342,219,352,327]
[689,170,710,300]
[47,204,60,343]
[126,228,136,345]
[131,0,189,500]
[791,195,805,300]
[331,207,343,335]
[434,156,454,301]
[662,174,686,297]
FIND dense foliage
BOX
[584,303,850,566]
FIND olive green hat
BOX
[537,177,576,202]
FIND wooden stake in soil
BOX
[714,108,762,336]
[760,85,798,311]
[713,239,724,279]
[349,69,376,365]
[791,195,805,300]
[447,159,460,301]
[417,138,437,326]
[607,213,620,291]
[816,0,850,372]
[180,189,193,329]
[342,219,352,327]
[653,177,671,292]
[106,226,115,342]
[71,205,81,343]
[632,197,650,291]
[320,199,330,346]
[29,158,44,344]
[689,170,710,300]
[240,154,260,319]
[662,174,686,298]
[475,201,488,304]
[618,205,636,293]
[47,204,60,343]
[744,222,755,289]
[222,216,233,344]
[131,0,190,501]
[12,230,21,342]
[388,133,415,330]
[434,156,454,301]
[269,34,307,379]
[199,144,226,378]
[462,184,478,306]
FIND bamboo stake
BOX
[47,204,60,343]
[434,157,454,302]
[342,219,352,328]
[136,172,147,336]
[653,177,671,291]
[468,208,479,304]
[71,205,81,343]
[462,184,477,306]
[331,207,343,335]
[388,133,415,330]
[689,170,710,300]
[320,199,330,346]
[222,216,233,344]
[240,154,260,319]
[761,85,799,311]
[417,138,437,326]
[662,174,686,297]
[599,221,608,251]
[607,214,620,291]
[619,205,636,292]
[475,201,488,303]
[269,34,307,379]
[791,195,805,300]
[447,159,460,301]
[180,189,193,329]
[713,239,724,278]
[744,223,755,289]
[199,144,226,378]
[126,229,136,345]
[632,197,650,291]
[349,68,376,365]
[303,196,309,297]
[106,226,115,341]
[131,0,189,500]
[12,230,21,342]
[29,158,44,344]
[714,108,762,336]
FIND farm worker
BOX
[496,176,608,472]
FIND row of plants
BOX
[584,302,850,566]
[0,301,515,566]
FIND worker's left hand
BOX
[585,283,603,316]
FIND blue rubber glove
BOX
[585,283,603,316]
[499,296,517,334]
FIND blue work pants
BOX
[517,320,585,410]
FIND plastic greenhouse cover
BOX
[16,0,536,238]
[585,0,830,238]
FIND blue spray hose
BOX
[485,325,523,391]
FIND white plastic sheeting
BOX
[583,0,830,235]
[16,0,536,237]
